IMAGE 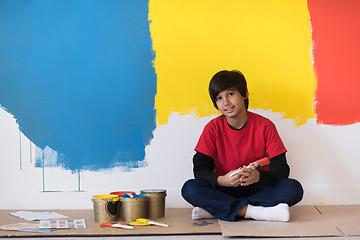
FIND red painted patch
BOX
[308,0,360,125]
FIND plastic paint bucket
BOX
[110,191,136,221]
[92,194,119,223]
[140,189,167,219]
[120,194,147,223]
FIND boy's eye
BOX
[216,97,222,101]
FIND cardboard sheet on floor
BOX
[0,208,220,237]
[316,205,360,236]
[219,206,343,237]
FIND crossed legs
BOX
[182,178,303,222]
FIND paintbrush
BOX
[229,157,270,177]
[126,192,134,198]
[100,222,134,230]
[136,218,168,227]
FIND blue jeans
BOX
[181,178,303,222]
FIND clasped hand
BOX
[217,166,260,187]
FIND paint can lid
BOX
[110,191,136,196]
[140,189,166,193]
[92,194,120,202]
[140,189,167,198]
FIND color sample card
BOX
[39,219,86,229]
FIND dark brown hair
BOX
[209,70,249,110]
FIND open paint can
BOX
[140,189,167,219]
[92,194,119,223]
[110,191,136,221]
[120,194,147,223]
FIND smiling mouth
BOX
[225,106,234,112]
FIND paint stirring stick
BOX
[229,157,270,177]
[100,222,134,230]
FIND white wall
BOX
[0,107,360,210]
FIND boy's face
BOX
[215,88,247,120]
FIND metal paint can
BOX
[140,189,167,219]
[110,191,136,221]
[92,194,119,223]
[120,194,147,223]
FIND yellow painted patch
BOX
[149,0,316,126]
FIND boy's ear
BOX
[245,91,249,99]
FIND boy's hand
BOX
[239,166,260,186]
[216,169,243,187]
[216,167,260,187]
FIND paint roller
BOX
[229,157,270,177]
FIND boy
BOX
[181,70,303,222]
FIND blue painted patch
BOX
[0,0,156,172]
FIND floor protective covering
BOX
[1,205,359,238]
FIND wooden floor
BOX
[0,205,359,238]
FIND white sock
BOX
[192,207,215,220]
[245,203,290,222]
